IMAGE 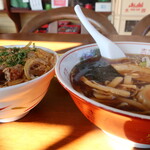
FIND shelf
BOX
[10,8,111,16]
[1,0,112,33]
[11,8,45,13]
[96,12,111,16]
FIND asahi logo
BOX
[125,2,146,13]
[129,2,144,8]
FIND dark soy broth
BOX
[70,54,150,115]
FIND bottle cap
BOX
[85,3,93,9]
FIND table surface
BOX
[0,33,150,53]
[0,33,149,150]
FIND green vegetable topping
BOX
[0,47,36,67]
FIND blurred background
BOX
[0,0,149,35]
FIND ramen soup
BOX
[0,45,56,87]
[70,54,150,116]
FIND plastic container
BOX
[58,25,81,34]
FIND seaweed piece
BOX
[85,65,122,83]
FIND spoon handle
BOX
[74,5,126,59]
[75,5,108,42]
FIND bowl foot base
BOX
[103,130,150,149]
[0,112,29,123]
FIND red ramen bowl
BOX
[55,42,150,149]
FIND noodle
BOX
[0,43,56,87]
[70,54,150,115]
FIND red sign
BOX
[128,2,143,8]
[124,2,147,13]
[53,0,67,7]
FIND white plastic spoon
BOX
[74,5,126,60]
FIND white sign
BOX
[95,2,112,12]
[29,0,43,10]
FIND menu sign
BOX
[51,0,68,8]
[121,0,150,15]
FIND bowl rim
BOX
[55,42,150,120]
[0,45,58,91]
